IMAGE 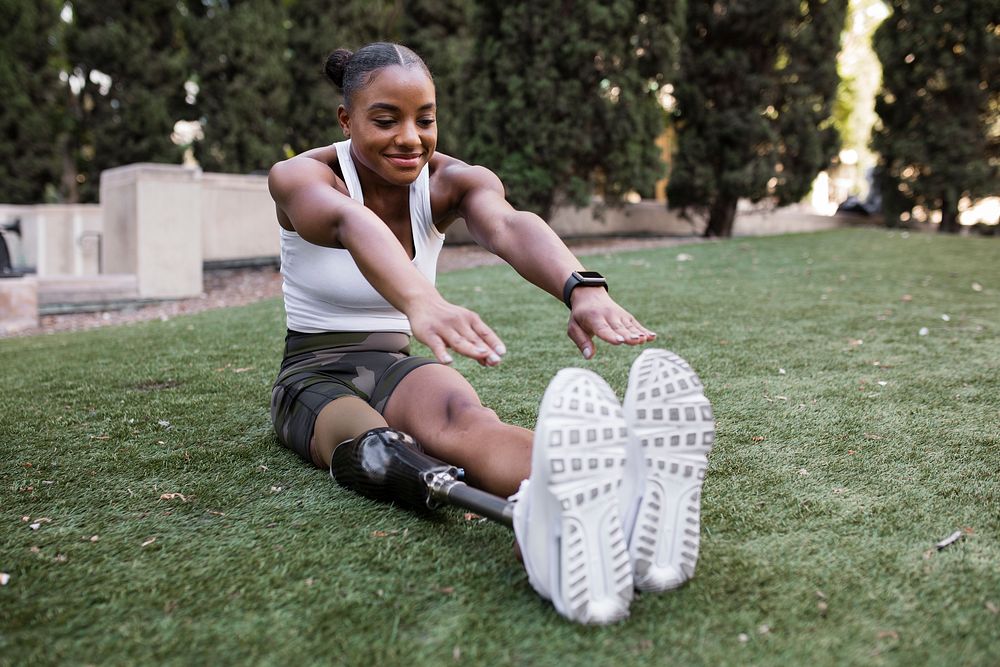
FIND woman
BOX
[267,43,714,624]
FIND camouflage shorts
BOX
[270,330,437,464]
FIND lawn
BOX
[1,228,998,666]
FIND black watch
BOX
[562,270,608,308]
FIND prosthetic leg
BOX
[330,427,514,527]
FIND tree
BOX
[0,0,64,204]
[461,1,682,218]
[66,0,188,202]
[185,0,291,174]
[668,0,847,237]
[872,0,999,232]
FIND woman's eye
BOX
[418,118,436,128]
[373,118,395,128]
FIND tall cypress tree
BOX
[0,0,64,204]
[185,0,291,174]
[67,0,188,202]
[872,0,999,232]
[462,1,681,218]
[668,0,846,237]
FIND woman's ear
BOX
[337,104,351,138]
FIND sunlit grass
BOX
[1,229,998,665]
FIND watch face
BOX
[577,271,605,281]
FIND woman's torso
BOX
[278,140,461,334]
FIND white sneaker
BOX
[620,349,715,592]
[512,368,633,624]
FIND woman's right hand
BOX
[407,296,506,366]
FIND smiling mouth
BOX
[385,153,423,167]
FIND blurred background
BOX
[0,0,997,238]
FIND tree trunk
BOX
[703,196,738,237]
[939,193,960,234]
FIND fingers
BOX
[569,303,658,358]
[413,304,505,367]
[567,318,596,359]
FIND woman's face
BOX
[338,65,437,187]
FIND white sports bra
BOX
[279,140,445,333]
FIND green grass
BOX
[1,228,998,666]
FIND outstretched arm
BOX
[453,165,656,359]
[269,157,504,366]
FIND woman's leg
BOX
[310,396,387,467]
[382,364,532,498]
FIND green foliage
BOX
[872,0,1000,232]
[0,0,64,204]
[669,0,846,237]
[67,0,188,202]
[2,230,999,664]
[184,0,291,174]
[462,1,682,218]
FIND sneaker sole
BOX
[622,349,714,592]
[532,368,633,624]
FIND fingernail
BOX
[615,335,625,343]
[583,346,592,359]
[487,353,501,364]
[475,346,488,354]
[494,344,507,356]
[442,354,453,364]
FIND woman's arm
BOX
[450,163,656,359]
[268,157,504,366]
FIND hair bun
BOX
[324,49,353,88]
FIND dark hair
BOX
[324,42,432,108]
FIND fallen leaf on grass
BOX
[141,537,157,548]
[986,602,999,614]
[453,646,461,661]
[270,486,283,493]
[798,469,810,476]
[919,327,929,336]
[901,294,913,302]
[751,436,765,443]
[233,367,254,373]
[207,510,225,517]
[936,530,964,550]
[0,573,10,585]
[463,513,483,521]
[439,586,455,595]
[159,492,188,502]
[758,624,771,635]
[86,535,99,542]
[864,433,883,440]
[54,554,67,563]
[738,633,750,644]
[971,282,983,292]
[877,630,899,641]
[90,435,110,440]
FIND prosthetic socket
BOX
[330,427,462,511]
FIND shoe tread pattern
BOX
[541,371,633,623]
[626,350,714,592]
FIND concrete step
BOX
[38,274,139,309]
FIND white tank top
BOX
[279,140,445,333]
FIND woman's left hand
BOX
[565,288,657,359]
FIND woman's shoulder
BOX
[430,152,501,194]
[269,144,345,192]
